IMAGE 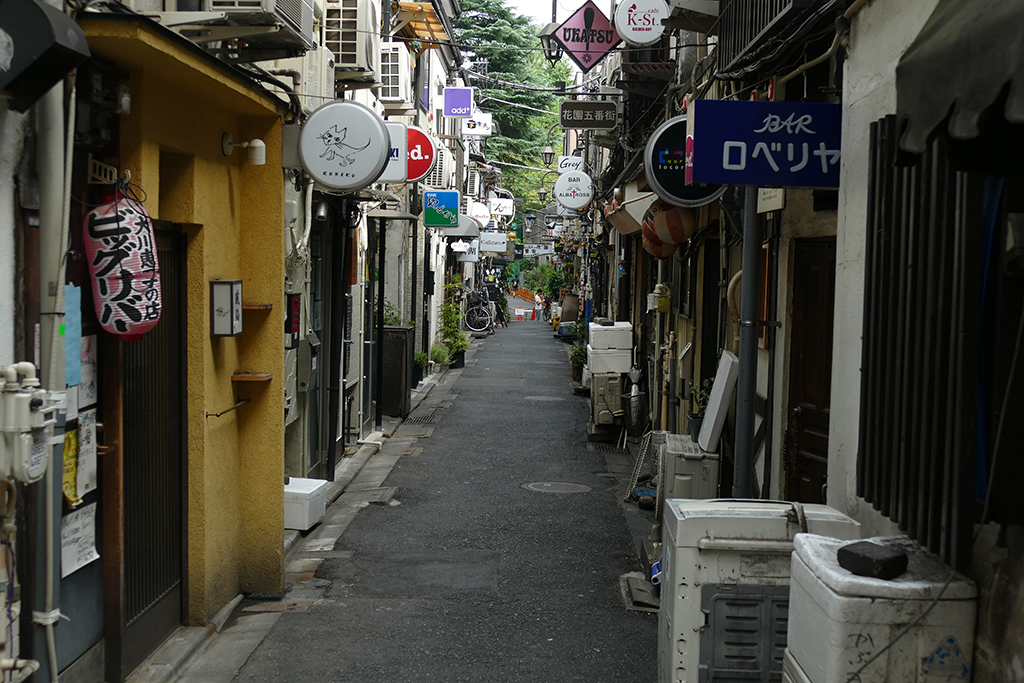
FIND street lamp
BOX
[538,22,563,65]
[538,187,548,202]
[541,144,556,166]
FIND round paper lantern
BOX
[82,195,162,340]
[643,199,696,245]
[643,235,678,260]
[641,215,664,246]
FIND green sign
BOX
[424,190,460,227]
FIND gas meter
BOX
[0,363,58,483]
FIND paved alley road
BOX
[186,311,657,682]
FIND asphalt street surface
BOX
[231,309,658,681]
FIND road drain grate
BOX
[586,443,628,454]
[404,412,437,425]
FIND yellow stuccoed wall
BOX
[82,18,287,624]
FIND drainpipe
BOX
[35,53,76,678]
[326,199,346,478]
[374,218,385,430]
[733,186,761,498]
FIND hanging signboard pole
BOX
[734,185,761,499]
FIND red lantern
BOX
[643,234,678,260]
[82,195,162,340]
[643,199,695,245]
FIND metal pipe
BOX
[374,218,385,430]
[326,200,346,477]
[733,186,761,498]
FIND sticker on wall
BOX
[298,100,390,191]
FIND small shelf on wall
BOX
[242,302,273,310]
[231,372,272,382]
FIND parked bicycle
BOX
[464,290,493,332]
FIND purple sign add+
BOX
[555,1,620,74]
[688,100,842,188]
[443,87,474,118]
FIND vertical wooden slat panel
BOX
[858,116,977,570]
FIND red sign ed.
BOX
[407,126,437,182]
[555,0,620,74]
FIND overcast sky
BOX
[505,0,616,28]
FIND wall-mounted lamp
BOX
[541,144,556,166]
[537,187,548,203]
[538,22,563,66]
[222,133,266,166]
[211,279,243,336]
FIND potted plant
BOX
[439,283,469,368]
[569,343,587,383]
[413,351,429,385]
[430,342,449,372]
[688,379,711,439]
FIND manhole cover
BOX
[521,482,592,494]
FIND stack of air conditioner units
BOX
[423,144,454,189]
[272,45,334,114]
[324,0,380,86]
[204,0,315,50]
[659,499,861,683]
[784,534,976,683]
[588,321,632,425]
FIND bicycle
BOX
[464,291,493,332]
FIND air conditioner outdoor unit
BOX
[204,0,315,49]
[466,168,480,198]
[659,500,861,683]
[379,41,413,106]
[423,144,454,189]
[325,0,380,85]
[271,44,334,113]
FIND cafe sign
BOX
[554,0,620,74]
[613,0,669,47]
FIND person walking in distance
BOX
[534,291,543,319]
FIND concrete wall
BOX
[83,18,287,622]
[829,0,934,535]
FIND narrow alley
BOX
[171,312,658,682]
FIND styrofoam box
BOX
[785,534,976,683]
[284,477,329,531]
[588,321,633,350]
[587,344,631,373]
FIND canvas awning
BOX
[442,215,480,238]
[896,0,1024,173]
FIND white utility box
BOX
[284,477,329,531]
[784,534,976,683]
[660,434,718,499]
[659,499,861,683]
[588,321,633,349]
[592,372,622,424]
[586,344,631,373]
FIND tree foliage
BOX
[453,0,572,212]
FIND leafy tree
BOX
[453,0,572,212]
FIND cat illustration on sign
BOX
[317,126,371,166]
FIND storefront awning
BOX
[442,215,480,238]
[896,0,1024,172]
[393,1,450,53]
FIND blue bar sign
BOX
[688,100,842,188]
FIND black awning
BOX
[896,0,1024,172]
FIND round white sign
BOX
[614,0,669,47]
[553,171,594,211]
[469,201,491,228]
[298,100,390,191]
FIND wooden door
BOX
[786,239,836,503]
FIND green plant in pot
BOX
[430,343,449,365]
[569,343,587,382]
[439,283,469,367]
[688,379,712,439]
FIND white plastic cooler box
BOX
[284,477,329,531]
[588,321,632,349]
[658,499,861,683]
[784,534,976,683]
